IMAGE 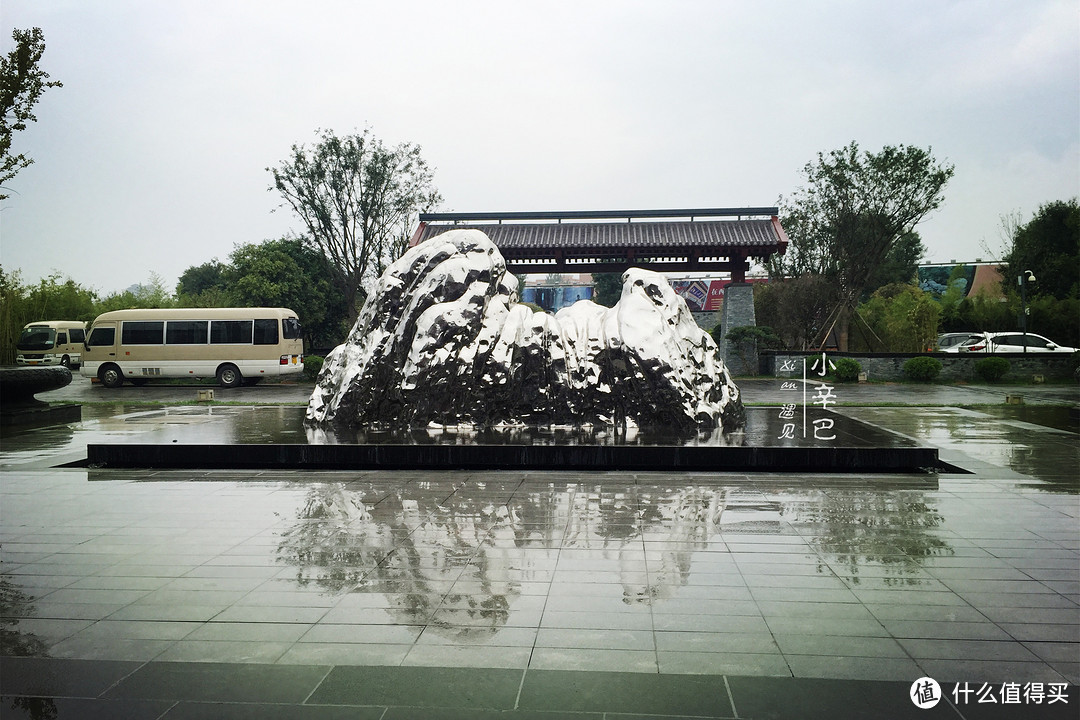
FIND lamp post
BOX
[1018,270,1035,354]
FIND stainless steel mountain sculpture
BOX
[306,229,744,434]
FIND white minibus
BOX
[16,321,87,368]
[80,308,304,388]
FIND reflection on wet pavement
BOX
[0,401,1076,717]
[839,406,1080,490]
[1,466,1076,684]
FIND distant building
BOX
[521,273,594,312]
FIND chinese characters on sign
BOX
[952,681,1070,705]
[910,678,1070,708]
[777,354,838,441]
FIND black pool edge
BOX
[79,443,959,474]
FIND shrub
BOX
[974,357,1010,382]
[303,355,324,382]
[831,358,862,383]
[904,356,942,382]
[716,326,783,376]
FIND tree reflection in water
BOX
[276,482,954,637]
[1,577,59,720]
[0,576,48,657]
[783,490,954,585]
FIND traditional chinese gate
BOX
[411,208,789,375]
[411,207,788,283]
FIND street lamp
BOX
[1018,270,1036,354]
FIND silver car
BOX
[953,332,1078,353]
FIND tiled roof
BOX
[413,219,784,254]
[411,210,788,279]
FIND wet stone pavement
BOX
[0,381,1077,718]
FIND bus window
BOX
[122,321,164,345]
[282,317,302,340]
[211,320,253,344]
[253,319,279,345]
[70,328,85,343]
[56,332,68,345]
[87,327,115,347]
[166,320,208,344]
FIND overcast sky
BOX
[2,0,1077,295]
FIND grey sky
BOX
[2,0,1077,295]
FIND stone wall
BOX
[717,284,757,376]
[761,352,1078,382]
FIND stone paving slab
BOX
[2,657,1077,718]
[1,393,1077,718]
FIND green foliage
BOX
[863,231,926,298]
[175,237,351,351]
[949,291,1012,333]
[302,355,324,382]
[754,276,840,350]
[723,325,782,347]
[176,260,228,298]
[1025,295,1080,348]
[768,142,953,348]
[934,277,1079,349]
[1,27,63,198]
[1002,199,1079,300]
[176,285,234,309]
[0,267,98,363]
[592,272,622,308]
[934,264,971,327]
[974,357,1010,382]
[853,283,940,352]
[770,143,953,290]
[831,357,862,382]
[721,325,782,376]
[268,128,442,319]
[903,356,942,382]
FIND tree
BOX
[268,128,442,319]
[768,142,954,349]
[754,275,840,350]
[174,238,352,349]
[863,231,925,297]
[1,27,62,199]
[0,266,97,363]
[592,272,622,307]
[225,237,348,349]
[1001,199,1079,300]
[852,283,940,352]
[176,260,228,298]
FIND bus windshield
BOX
[18,327,56,351]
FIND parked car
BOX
[935,333,983,351]
[951,332,1078,354]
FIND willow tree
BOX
[268,129,442,319]
[768,142,954,349]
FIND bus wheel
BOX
[61,355,71,368]
[217,364,242,388]
[100,364,124,389]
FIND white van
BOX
[80,308,304,388]
[16,321,87,368]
